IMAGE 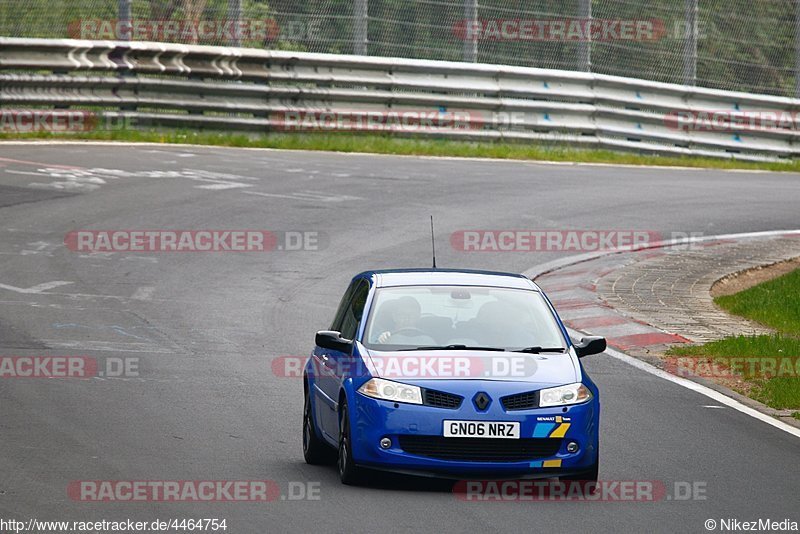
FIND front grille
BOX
[501,391,539,411]
[398,435,561,462]
[423,389,463,409]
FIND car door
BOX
[312,280,356,439]
[315,279,370,439]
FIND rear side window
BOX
[339,281,369,341]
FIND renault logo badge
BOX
[472,392,491,411]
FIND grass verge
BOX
[666,268,800,411]
[667,335,800,409]
[715,268,800,335]
[1,129,800,172]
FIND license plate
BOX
[443,420,520,439]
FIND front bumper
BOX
[350,388,599,477]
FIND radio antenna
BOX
[430,215,437,269]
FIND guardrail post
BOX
[463,0,478,63]
[683,0,698,86]
[795,0,800,98]
[228,0,243,47]
[117,0,136,120]
[119,0,132,41]
[578,0,591,72]
[354,0,368,55]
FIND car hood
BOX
[361,348,580,387]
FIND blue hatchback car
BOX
[302,269,605,485]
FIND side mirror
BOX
[315,330,353,353]
[574,336,606,358]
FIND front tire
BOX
[303,386,336,465]
[337,399,365,485]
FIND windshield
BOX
[363,285,566,351]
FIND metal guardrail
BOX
[1,37,799,161]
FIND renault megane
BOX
[301,269,605,485]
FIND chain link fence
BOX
[1,0,798,97]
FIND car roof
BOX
[356,268,539,290]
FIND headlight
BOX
[539,382,592,407]
[358,378,422,405]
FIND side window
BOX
[339,281,369,341]
[330,280,358,331]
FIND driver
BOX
[376,296,422,344]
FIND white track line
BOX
[0,140,794,173]
[538,230,800,439]
[589,333,800,440]
[525,229,800,280]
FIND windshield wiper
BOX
[513,346,567,354]
[402,344,506,352]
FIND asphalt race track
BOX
[1,143,799,533]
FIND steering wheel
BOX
[392,327,428,337]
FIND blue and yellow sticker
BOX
[532,415,571,438]
[530,416,571,466]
